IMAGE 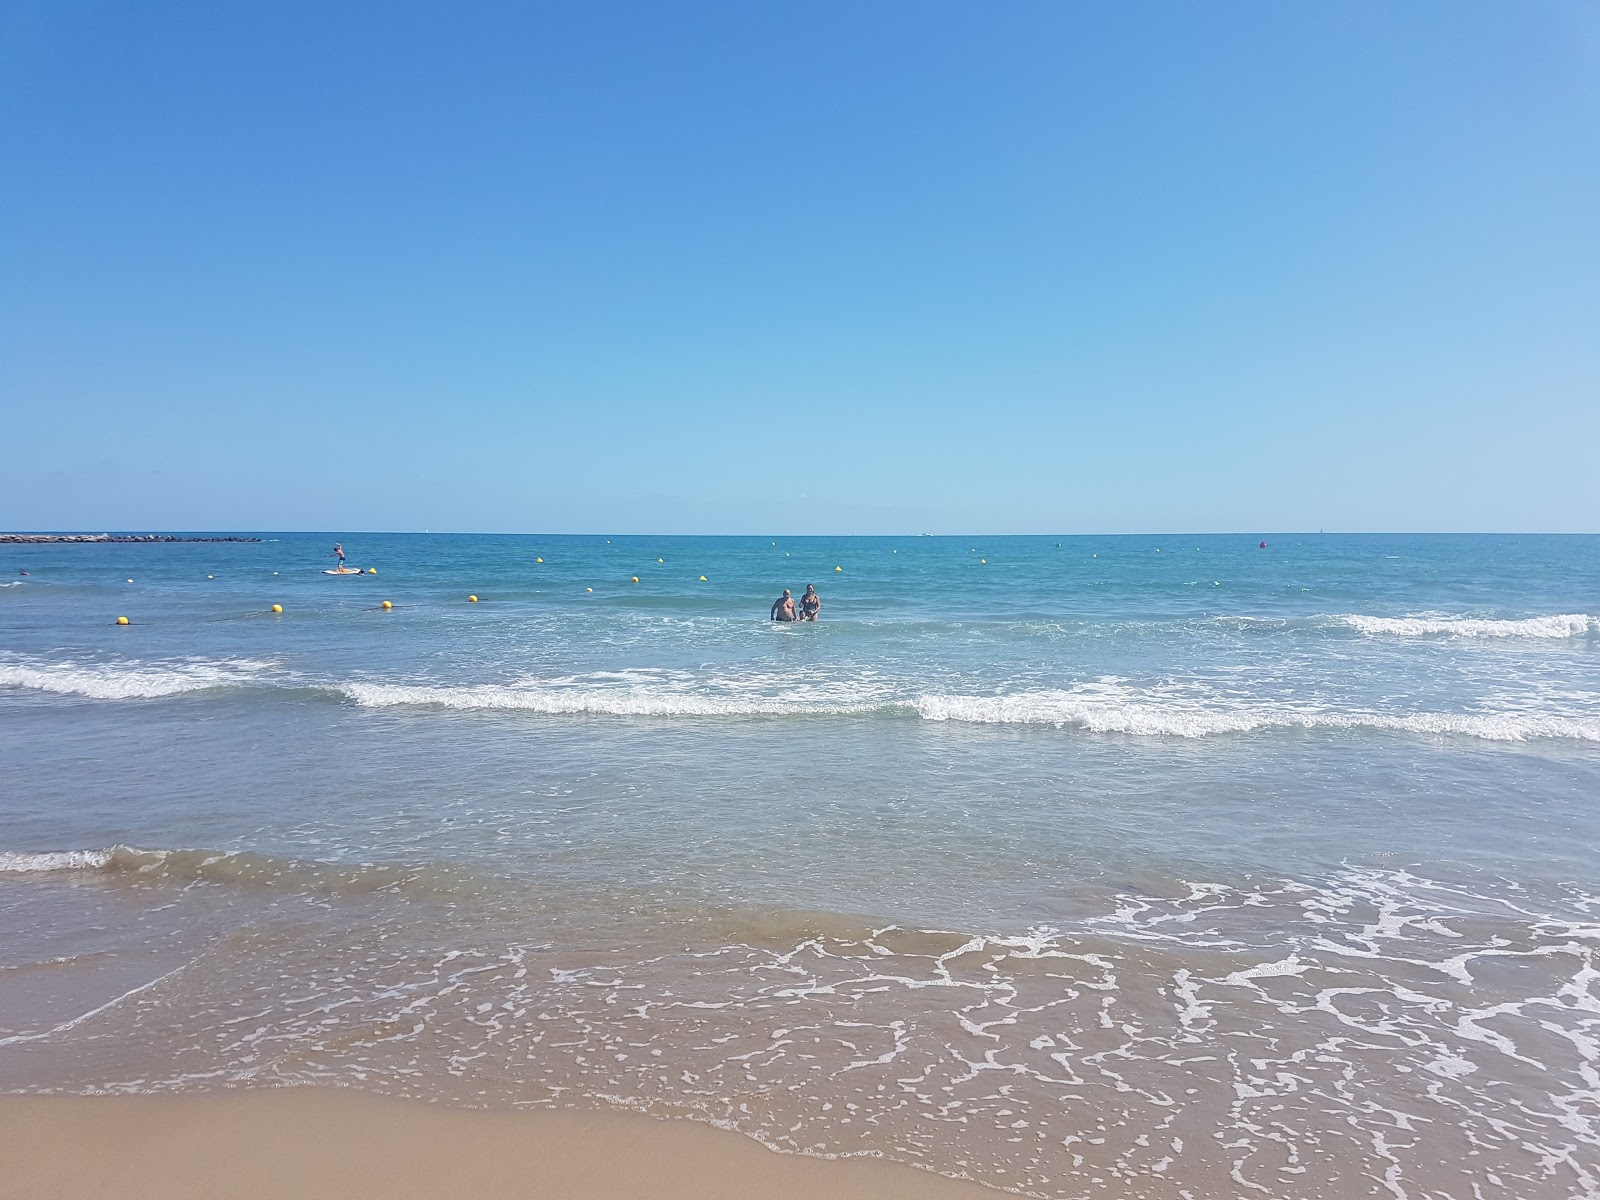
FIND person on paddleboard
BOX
[332,543,345,567]
[770,589,797,622]
[800,584,821,621]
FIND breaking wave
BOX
[341,676,1600,742]
[0,849,117,873]
[6,640,1598,743]
[0,656,275,700]
[340,672,891,717]
[1338,612,1596,638]
[912,689,1600,741]
[4,652,1595,742]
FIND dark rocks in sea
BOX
[0,534,262,544]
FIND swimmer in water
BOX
[799,584,821,621]
[770,589,797,622]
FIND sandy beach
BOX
[0,1089,1000,1200]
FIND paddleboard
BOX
[324,567,363,575]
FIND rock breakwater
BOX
[0,534,261,544]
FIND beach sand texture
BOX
[0,1089,998,1200]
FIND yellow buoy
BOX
[115,616,129,625]
[536,557,543,563]
[271,604,283,614]
[835,565,842,572]
[381,600,392,610]
[699,575,707,582]
[368,567,377,574]
[468,595,478,602]
[586,587,593,593]
[981,558,987,564]
[657,557,664,563]
[631,576,639,583]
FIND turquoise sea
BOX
[2,533,1598,1198]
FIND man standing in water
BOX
[770,589,797,621]
[800,584,821,621]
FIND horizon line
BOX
[7,529,1599,539]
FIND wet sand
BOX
[0,1089,1001,1200]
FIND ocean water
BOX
[1,532,1598,1198]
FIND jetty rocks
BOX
[0,534,262,544]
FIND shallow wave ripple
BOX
[0,845,472,898]
[6,868,1595,1200]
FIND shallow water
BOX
[2,533,1598,1197]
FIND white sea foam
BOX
[340,669,895,717]
[344,682,809,716]
[0,656,275,700]
[342,683,891,717]
[8,651,1595,743]
[915,685,1600,741]
[1339,613,1596,639]
[342,673,1600,742]
[28,866,1593,1199]
[914,681,1270,736]
[0,849,115,873]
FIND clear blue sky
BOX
[3,2,1597,534]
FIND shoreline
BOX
[0,1089,1003,1200]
